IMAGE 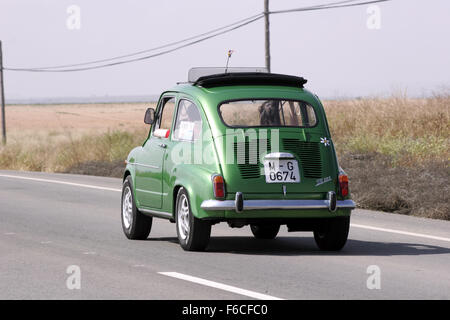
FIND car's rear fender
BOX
[170,164,225,219]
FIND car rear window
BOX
[219,99,317,128]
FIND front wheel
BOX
[176,188,211,251]
[121,176,152,240]
[313,216,350,251]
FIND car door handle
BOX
[158,143,167,149]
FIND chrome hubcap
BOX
[177,194,190,240]
[122,186,133,229]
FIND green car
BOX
[121,68,355,251]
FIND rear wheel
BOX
[250,224,280,239]
[176,188,211,251]
[313,216,350,251]
[121,176,152,240]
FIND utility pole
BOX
[264,0,271,73]
[0,40,6,145]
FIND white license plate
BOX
[263,159,300,183]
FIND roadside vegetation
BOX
[0,93,448,219]
[325,92,449,220]
[0,128,148,177]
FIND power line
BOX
[270,0,391,14]
[275,0,368,11]
[4,0,393,73]
[6,13,264,71]
[5,15,264,72]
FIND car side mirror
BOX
[144,108,156,125]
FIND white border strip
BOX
[0,174,121,192]
[158,272,284,300]
[351,223,450,242]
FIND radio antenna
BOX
[225,49,234,73]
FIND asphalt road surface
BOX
[0,170,449,300]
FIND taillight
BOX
[212,174,225,198]
[339,174,349,197]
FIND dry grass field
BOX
[324,93,449,220]
[1,94,448,219]
[0,103,153,176]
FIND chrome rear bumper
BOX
[200,194,356,213]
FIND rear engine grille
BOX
[234,139,271,179]
[282,138,322,178]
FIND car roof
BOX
[166,73,317,105]
[163,73,327,137]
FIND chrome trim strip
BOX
[200,199,356,211]
[139,208,172,219]
[128,162,159,169]
[136,188,167,196]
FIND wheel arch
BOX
[123,165,139,207]
[172,184,184,220]
[171,179,204,219]
[123,169,131,181]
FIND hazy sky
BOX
[0,0,449,100]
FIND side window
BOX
[155,97,176,132]
[280,101,317,127]
[173,99,202,141]
[305,104,317,127]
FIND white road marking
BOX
[83,251,96,255]
[1,173,449,243]
[351,224,450,242]
[158,272,284,300]
[4,232,16,235]
[40,241,52,244]
[0,174,121,192]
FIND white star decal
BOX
[320,137,330,146]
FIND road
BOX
[0,170,449,299]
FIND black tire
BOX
[121,176,152,240]
[175,187,211,251]
[250,224,280,239]
[313,216,350,251]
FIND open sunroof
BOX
[192,72,307,89]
